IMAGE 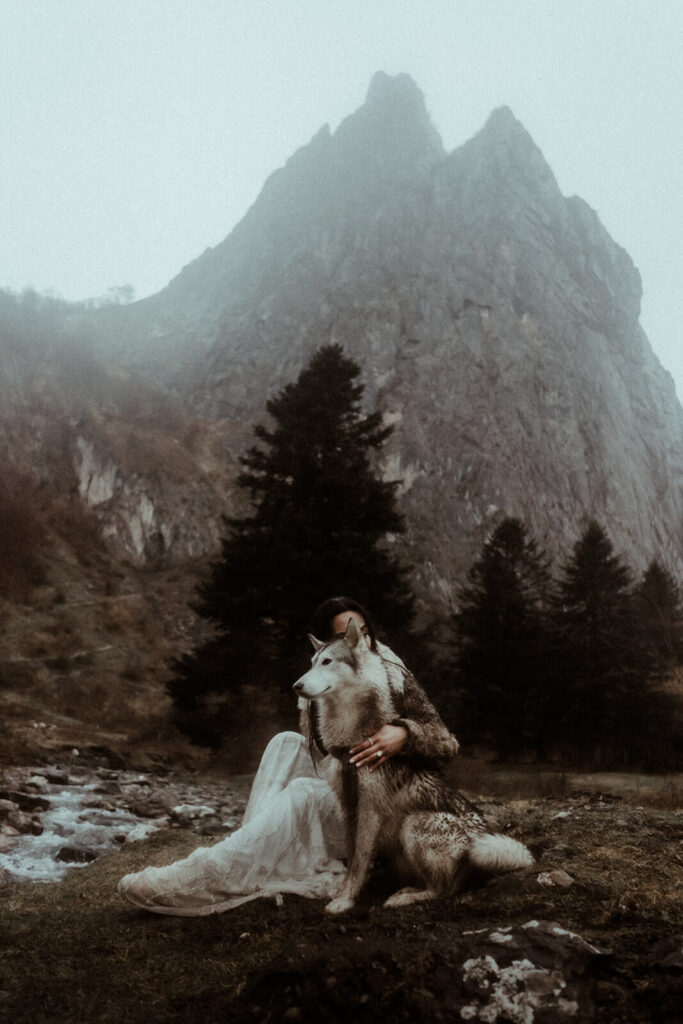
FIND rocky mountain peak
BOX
[137,72,446,325]
[57,74,682,600]
[249,71,443,218]
[365,70,428,108]
[481,104,531,140]
[454,103,561,202]
[331,71,445,177]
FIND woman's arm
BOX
[390,669,460,767]
[378,640,459,766]
[350,641,459,770]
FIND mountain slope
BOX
[61,73,683,600]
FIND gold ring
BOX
[366,738,373,748]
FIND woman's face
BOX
[330,610,372,649]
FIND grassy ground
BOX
[2,776,681,1023]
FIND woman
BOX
[117,597,459,915]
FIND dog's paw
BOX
[325,894,355,915]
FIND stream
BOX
[0,764,251,883]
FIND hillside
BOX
[78,72,683,606]
[2,73,682,750]
[0,292,237,760]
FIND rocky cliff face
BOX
[0,300,241,568]
[12,72,683,610]
[82,72,681,606]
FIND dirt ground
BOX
[1,770,681,1024]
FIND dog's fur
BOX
[293,618,534,914]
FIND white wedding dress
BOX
[117,731,347,915]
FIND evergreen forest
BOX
[168,345,682,771]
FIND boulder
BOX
[454,920,607,1022]
[26,775,50,792]
[81,797,116,811]
[77,810,119,826]
[170,804,216,826]
[93,781,122,795]
[127,795,170,818]
[536,870,575,888]
[41,769,70,785]
[0,790,50,812]
[124,824,156,843]
[199,818,230,837]
[6,811,43,836]
[56,846,98,864]
[540,844,575,861]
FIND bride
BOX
[117,596,459,915]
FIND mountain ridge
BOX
[3,73,681,758]
[18,73,683,599]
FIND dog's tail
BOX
[469,833,534,874]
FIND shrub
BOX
[0,463,46,599]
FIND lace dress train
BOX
[117,732,346,916]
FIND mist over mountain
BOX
[66,71,682,603]
[3,72,682,618]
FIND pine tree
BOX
[453,517,552,758]
[168,344,415,747]
[551,521,674,767]
[634,559,683,672]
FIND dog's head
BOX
[293,617,369,701]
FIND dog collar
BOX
[327,746,351,762]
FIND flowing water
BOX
[1,774,160,882]
[0,766,250,883]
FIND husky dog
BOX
[293,618,534,914]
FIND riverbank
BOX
[0,762,253,884]
[1,772,681,1023]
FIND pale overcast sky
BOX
[2,0,681,396]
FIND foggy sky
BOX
[2,0,681,397]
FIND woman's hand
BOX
[349,724,408,771]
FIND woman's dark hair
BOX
[308,595,377,652]
[306,596,378,764]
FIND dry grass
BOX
[28,585,63,611]
[449,756,682,810]
[0,463,47,599]
[17,630,59,658]
[18,622,82,660]
[99,595,149,633]
[450,756,569,801]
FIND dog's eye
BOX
[321,657,332,665]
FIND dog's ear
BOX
[344,617,362,647]
[308,634,325,651]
